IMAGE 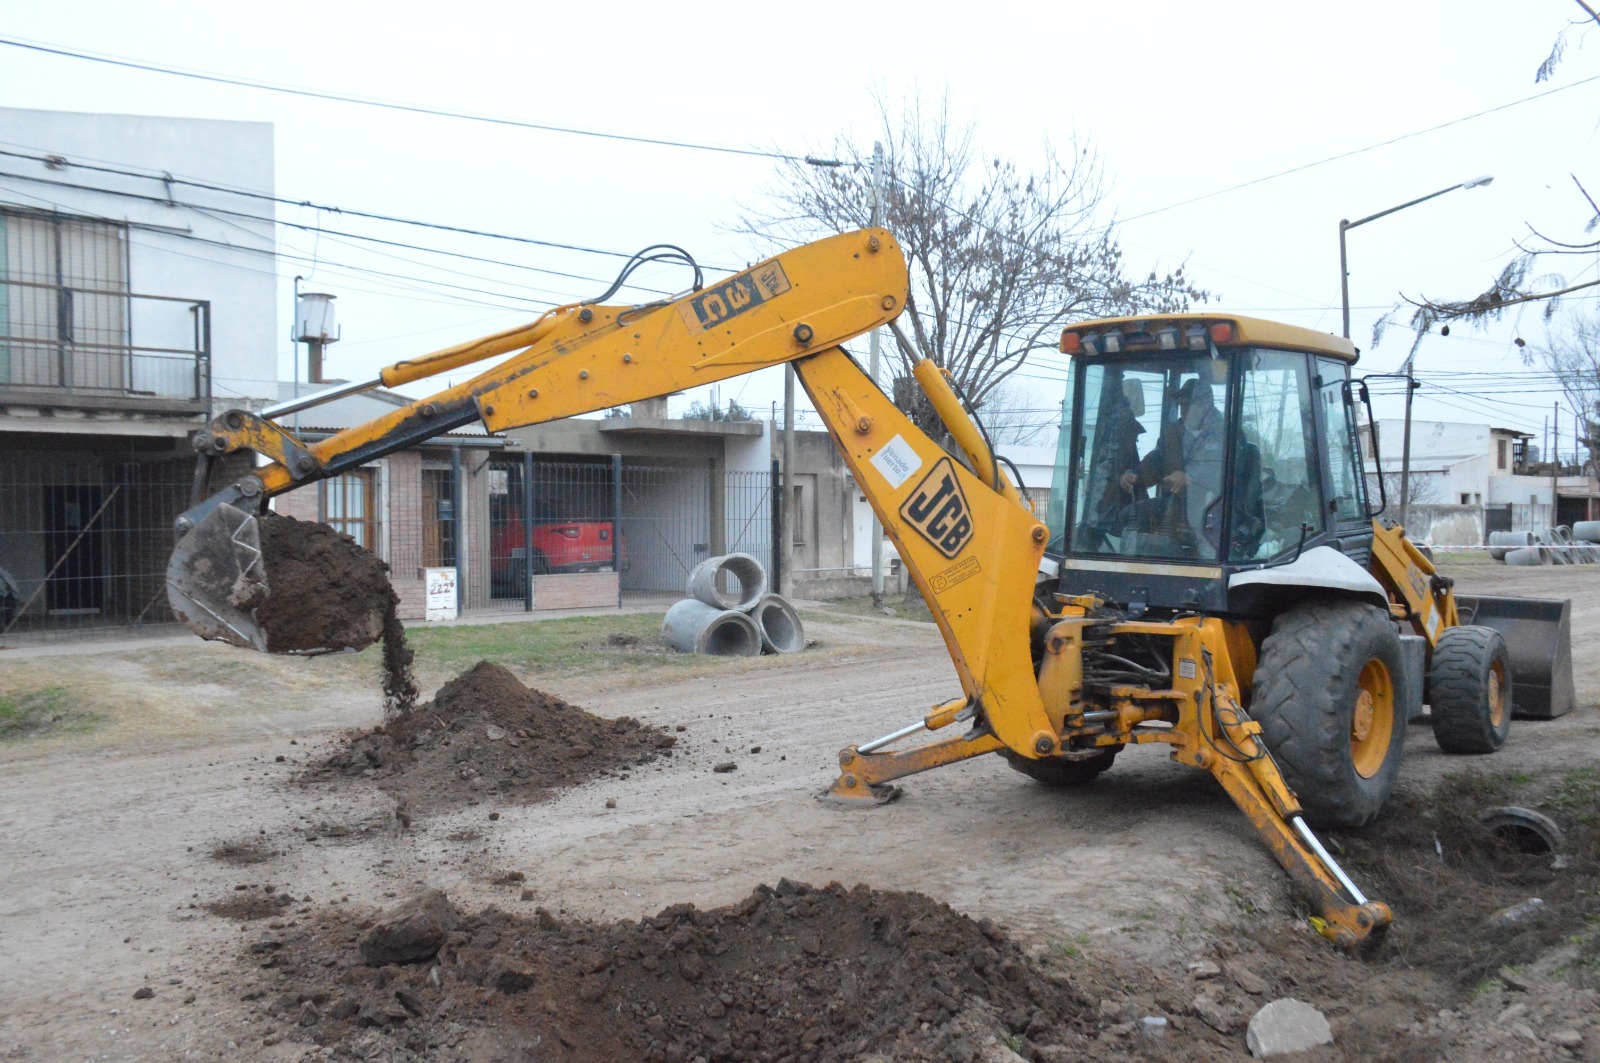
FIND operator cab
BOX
[1046,315,1373,617]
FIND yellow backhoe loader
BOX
[167,228,1573,948]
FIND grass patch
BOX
[810,595,934,624]
[401,612,731,683]
[0,686,98,741]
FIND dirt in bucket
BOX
[231,879,1101,1063]
[255,511,417,714]
[309,661,677,814]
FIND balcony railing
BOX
[0,277,210,411]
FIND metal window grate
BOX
[0,208,210,405]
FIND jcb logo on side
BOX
[678,260,792,335]
[900,458,973,560]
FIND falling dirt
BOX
[235,880,1103,1063]
[255,512,417,714]
[310,661,678,814]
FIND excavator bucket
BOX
[166,497,269,651]
[1456,594,1575,719]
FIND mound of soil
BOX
[313,662,676,813]
[237,880,1098,1063]
[256,512,417,714]
[206,884,293,922]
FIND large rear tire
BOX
[1250,599,1407,828]
[1001,747,1119,786]
[1430,625,1511,754]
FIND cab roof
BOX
[1062,313,1359,364]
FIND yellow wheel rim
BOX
[1352,659,1396,779]
[1488,662,1506,728]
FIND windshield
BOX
[1061,354,1229,561]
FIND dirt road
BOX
[2,565,1598,1061]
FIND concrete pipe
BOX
[687,553,768,611]
[1573,521,1600,544]
[1503,546,1546,567]
[748,593,805,654]
[661,599,762,656]
[1487,530,1536,561]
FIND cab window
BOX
[1319,357,1365,522]
[1229,350,1322,561]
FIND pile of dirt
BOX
[312,662,677,813]
[205,883,293,922]
[236,880,1101,1063]
[256,512,417,714]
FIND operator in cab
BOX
[1116,377,1226,557]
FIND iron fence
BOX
[0,446,780,641]
[724,469,774,584]
[0,451,197,645]
[473,458,619,612]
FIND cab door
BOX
[1315,357,1373,558]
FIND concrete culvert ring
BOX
[1488,530,1536,561]
[749,594,805,654]
[1503,546,1546,567]
[687,553,768,611]
[1477,806,1564,856]
[661,599,761,656]
[702,612,761,656]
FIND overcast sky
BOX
[1,0,1595,449]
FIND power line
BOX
[0,168,693,306]
[0,145,711,267]
[1115,73,1600,226]
[0,35,841,166]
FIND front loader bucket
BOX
[1456,595,1575,719]
[166,497,269,651]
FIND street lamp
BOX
[1337,175,1493,528]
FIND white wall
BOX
[1372,419,1489,468]
[725,419,771,475]
[0,107,278,406]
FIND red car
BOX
[490,516,622,596]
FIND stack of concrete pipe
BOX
[661,553,806,657]
[1490,526,1600,566]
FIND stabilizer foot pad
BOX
[818,775,902,807]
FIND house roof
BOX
[272,381,499,441]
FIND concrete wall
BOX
[0,108,278,407]
[1404,504,1485,546]
[779,429,856,576]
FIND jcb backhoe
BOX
[168,228,1574,948]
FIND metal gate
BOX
[620,464,711,600]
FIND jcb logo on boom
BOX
[900,458,973,559]
[679,261,792,335]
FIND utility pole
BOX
[1398,356,1417,529]
[1553,402,1560,529]
[781,363,795,597]
[866,141,887,607]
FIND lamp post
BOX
[1338,175,1492,528]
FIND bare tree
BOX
[741,93,1205,436]
[971,381,1061,446]
[1367,468,1443,509]
[1375,5,1600,350]
[1533,311,1600,473]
